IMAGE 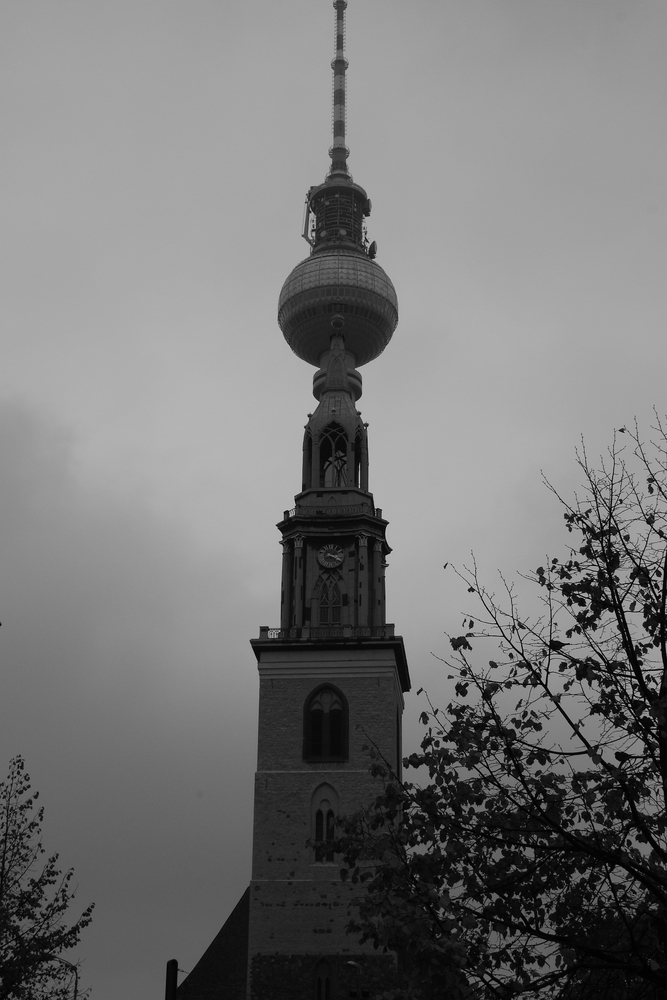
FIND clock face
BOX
[317,544,344,569]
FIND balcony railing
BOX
[257,624,396,640]
[283,504,383,519]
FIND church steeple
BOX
[301,325,369,495]
[274,0,404,640]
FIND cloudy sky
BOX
[0,1,665,996]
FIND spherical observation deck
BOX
[278,247,398,368]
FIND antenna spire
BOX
[329,0,349,177]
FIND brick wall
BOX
[248,642,405,996]
[250,953,398,1000]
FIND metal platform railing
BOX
[283,504,382,519]
[257,624,395,640]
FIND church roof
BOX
[176,889,249,1000]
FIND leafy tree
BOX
[337,420,667,999]
[0,756,93,999]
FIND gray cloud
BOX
[0,400,257,998]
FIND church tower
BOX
[248,2,410,997]
[175,4,409,999]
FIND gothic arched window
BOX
[319,578,341,625]
[319,423,347,488]
[304,685,348,761]
[354,431,363,488]
[312,784,339,865]
[303,432,313,491]
[314,804,335,863]
[314,959,331,1000]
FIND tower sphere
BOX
[278,0,398,371]
[277,246,398,368]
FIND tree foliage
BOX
[0,756,93,999]
[337,421,667,999]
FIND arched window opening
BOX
[314,801,335,862]
[311,784,339,866]
[319,578,341,625]
[353,432,362,488]
[314,960,331,1000]
[303,432,313,491]
[319,424,347,488]
[310,690,342,757]
[304,686,348,761]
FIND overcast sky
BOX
[0,1,665,997]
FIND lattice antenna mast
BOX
[329,0,349,177]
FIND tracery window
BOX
[319,423,347,488]
[319,578,341,625]
[314,803,335,863]
[312,784,339,865]
[314,959,331,1000]
[304,686,348,761]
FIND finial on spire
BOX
[329,0,349,177]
